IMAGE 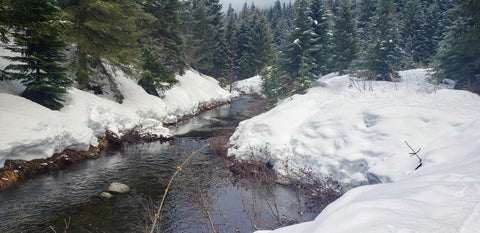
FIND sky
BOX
[219,0,293,12]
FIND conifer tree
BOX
[225,4,238,88]
[207,0,228,78]
[184,0,227,78]
[274,0,318,95]
[310,0,331,75]
[62,0,140,91]
[138,0,186,96]
[417,2,442,65]
[268,0,290,48]
[2,0,72,110]
[0,0,8,43]
[365,0,403,81]
[236,6,273,79]
[331,0,357,73]
[400,0,422,64]
[357,0,376,42]
[435,1,480,93]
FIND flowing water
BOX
[0,96,319,233]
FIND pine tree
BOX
[0,0,8,43]
[207,0,228,78]
[310,0,331,75]
[331,0,357,73]
[225,4,238,88]
[417,2,442,65]
[184,0,227,78]
[236,6,273,79]
[2,0,72,110]
[365,0,403,81]
[266,0,293,50]
[138,0,186,96]
[62,0,140,91]
[435,1,480,93]
[400,0,422,64]
[275,0,318,95]
[357,0,376,42]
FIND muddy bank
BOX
[0,101,230,191]
[0,139,111,190]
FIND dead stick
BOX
[404,141,423,170]
[149,144,209,233]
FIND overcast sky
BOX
[219,0,293,12]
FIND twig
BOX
[404,141,423,170]
[149,144,210,233]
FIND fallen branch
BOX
[149,143,210,233]
[404,141,423,170]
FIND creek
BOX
[0,96,320,232]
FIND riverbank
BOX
[0,95,336,233]
[228,69,480,233]
[0,65,231,190]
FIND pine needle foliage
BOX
[2,0,72,110]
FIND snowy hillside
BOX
[228,69,480,232]
[0,66,231,165]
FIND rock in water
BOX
[210,117,220,124]
[99,192,113,199]
[108,182,130,193]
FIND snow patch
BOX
[229,69,480,233]
[0,65,230,165]
[232,75,264,96]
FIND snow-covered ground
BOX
[0,64,230,165]
[228,69,480,232]
[231,75,264,97]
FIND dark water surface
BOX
[0,96,317,233]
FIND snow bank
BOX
[232,75,264,96]
[0,66,230,165]
[229,69,480,232]
[257,120,480,233]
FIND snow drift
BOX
[228,69,480,232]
[0,65,230,165]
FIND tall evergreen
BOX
[365,0,403,81]
[184,0,227,78]
[236,6,273,79]
[270,0,318,97]
[225,4,238,88]
[138,0,186,97]
[207,0,228,78]
[62,0,140,91]
[268,0,291,48]
[0,0,8,43]
[400,0,422,64]
[435,0,480,93]
[357,0,376,42]
[310,0,331,75]
[2,0,72,110]
[417,2,442,65]
[331,0,357,73]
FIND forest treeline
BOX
[0,0,479,109]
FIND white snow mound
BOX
[0,65,230,165]
[232,75,264,96]
[228,69,480,233]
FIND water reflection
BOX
[0,96,319,233]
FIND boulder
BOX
[210,117,221,124]
[108,182,130,193]
[99,192,113,199]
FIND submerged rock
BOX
[275,177,292,186]
[99,192,113,199]
[210,117,221,124]
[108,182,130,193]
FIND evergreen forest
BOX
[0,0,479,109]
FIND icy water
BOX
[0,96,318,233]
